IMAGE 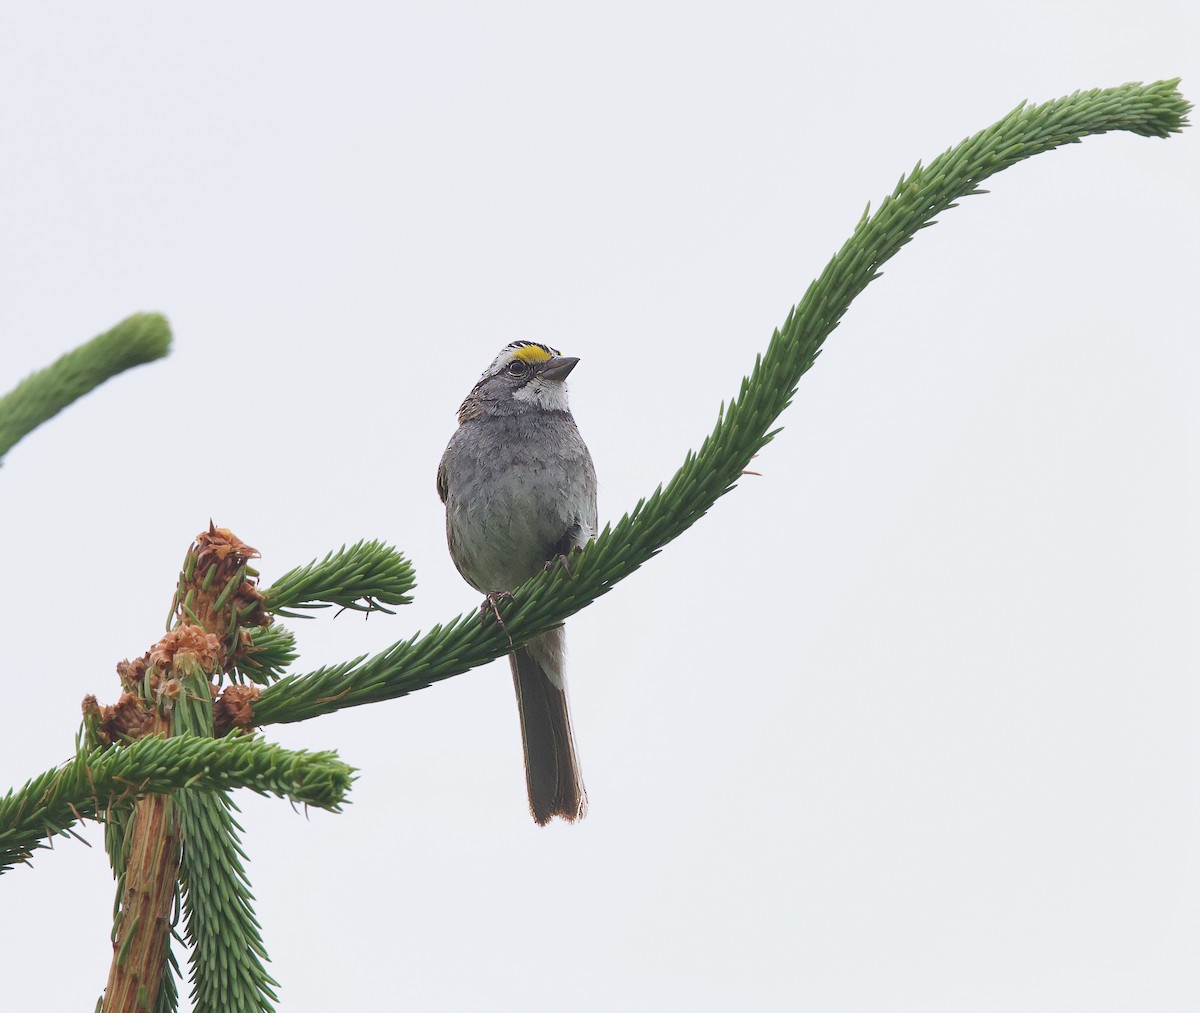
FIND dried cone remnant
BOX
[177,523,267,667]
[213,683,261,737]
[94,628,225,746]
[148,625,222,675]
[116,654,149,693]
[92,525,271,752]
[91,692,157,747]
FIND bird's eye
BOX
[506,360,529,377]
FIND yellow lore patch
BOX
[511,343,555,364]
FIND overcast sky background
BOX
[1,4,1197,1011]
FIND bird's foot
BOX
[480,591,515,646]
[544,552,576,579]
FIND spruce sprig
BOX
[0,313,171,463]
[231,625,299,685]
[172,660,280,1013]
[0,733,354,875]
[261,539,416,617]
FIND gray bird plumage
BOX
[438,341,597,824]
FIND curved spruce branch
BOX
[252,79,1190,728]
[0,312,171,463]
[0,734,354,875]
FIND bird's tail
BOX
[510,627,587,825]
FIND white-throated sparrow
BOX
[438,341,597,824]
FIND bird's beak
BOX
[540,356,580,382]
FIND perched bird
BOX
[438,341,597,824]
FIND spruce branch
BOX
[252,79,1190,728]
[0,312,171,463]
[261,539,416,617]
[172,659,279,1013]
[0,732,354,875]
[153,943,184,1013]
[231,625,299,685]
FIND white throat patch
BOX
[513,375,570,412]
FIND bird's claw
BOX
[544,553,575,579]
[480,591,515,646]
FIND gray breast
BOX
[442,411,597,594]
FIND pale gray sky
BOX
[2,3,1197,1011]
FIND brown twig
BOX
[102,711,180,1013]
